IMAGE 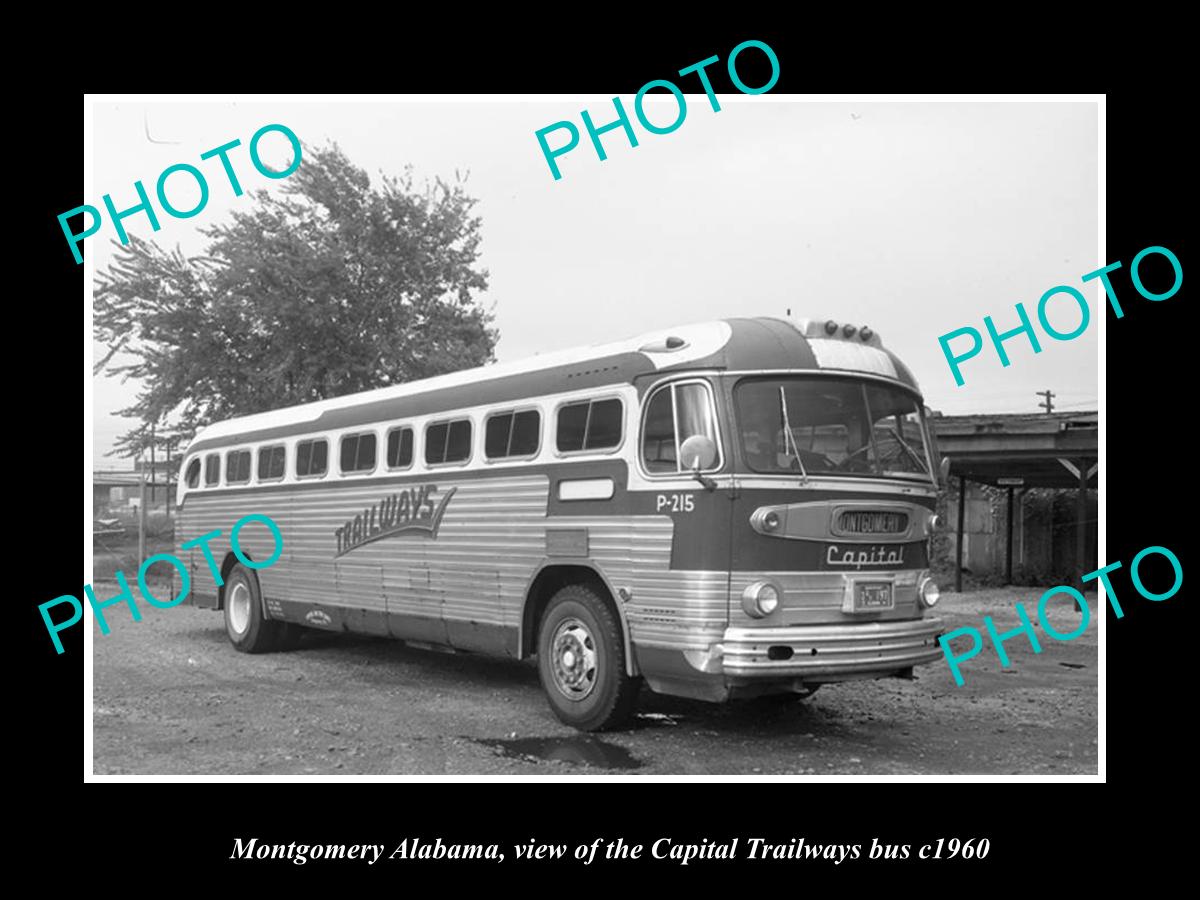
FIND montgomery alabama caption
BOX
[230,836,990,866]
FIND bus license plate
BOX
[855,583,894,611]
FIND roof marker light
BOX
[824,320,838,335]
[842,324,857,338]
[639,336,690,353]
[860,327,873,341]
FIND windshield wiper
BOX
[881,425,932,479]
[778,386,809,486]
[882,425,928,471]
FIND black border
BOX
[24,23,1192,886]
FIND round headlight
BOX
[758,584,779,615]
[926,513,941,535]
[918,576,941,608]
[742,581,781,618]
[763,511,781,532]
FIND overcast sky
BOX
[89,98,1098,462]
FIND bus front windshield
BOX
[734,376,933,481]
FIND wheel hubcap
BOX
[550,617,598,700]
[228,582,250,635]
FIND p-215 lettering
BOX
[656,493,695,513]
[918,838,991,860]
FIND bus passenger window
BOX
[296,439,328,477]
[586,399,622,448]
[446,421,471,462]
[510,410,540,456]
[426,419,472,465]
[184,458,201,489]
[557,398,623,453]
[556,403,589,452]
[205,453,220,486]
[387,427,414,469]
[226,450,252,484]
[340,432,377,473]
[485,410,541,459]
[257,445,286,481]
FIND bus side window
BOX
[226,449,252,484]
[296,438,328,478]
[184,457,201,489]
[642,388,677,473]
[387,426,414,469]
[426,419,472,465]
[642,382,719,474]
[557,403,589,452]
[257,444,286,481]
[204,453,220,486]
[485,409,540,460]
[557,398,623,453]
[340,432,378,474]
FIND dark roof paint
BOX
[184,317,920,455]
[688,317,821,372]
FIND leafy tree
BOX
[95,143,496,458]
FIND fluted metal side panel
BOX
[623,568,729,650]
[177,492,292,604]
[178,477,727,651]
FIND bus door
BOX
[639,378,734,628]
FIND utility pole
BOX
[1037,390,1056,414]
[138,469,147,567]
[164,438,172,523]
[149,425,156,511]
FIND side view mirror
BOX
[679,434,718,492]
[679,434,717,472]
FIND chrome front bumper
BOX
[719,617,945,679]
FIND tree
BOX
[95,143,497,458]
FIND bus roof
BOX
[184,316,919,454]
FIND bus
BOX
[176,316,948,731]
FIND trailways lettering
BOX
[334,484,456,557]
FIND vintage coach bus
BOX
[176,316,948,731]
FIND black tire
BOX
[536,583,640,732]
[223,564,284,653]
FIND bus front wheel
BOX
[223,563,285,653]
[536,584,640,732]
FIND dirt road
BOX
[92,586,1097,775]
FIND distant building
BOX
[932,411,1097,587]
[94,460,176,515]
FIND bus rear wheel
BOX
[536,584,640,732]
[223,563,285,653]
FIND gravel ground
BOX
[92,585,1097,775]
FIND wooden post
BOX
[164,440,172,523]
[1049,492,1056,573]
[955,476,967,593]
[1076,458,1088,573]
[149,425,156,510]
[1005,486,1014,585]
